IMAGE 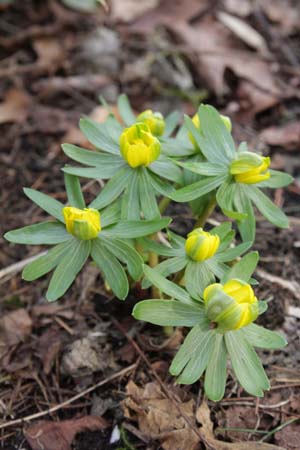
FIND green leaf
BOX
[117,94,136,126]
[102,218,171,239]
[223,251,259,283]
[23,188,64,222]
[142,256,187,289]
[177,161,227,176]
[139,168,160,219]
[185,261,215,299]
[225,331,270,397]
[171,328,215,384]
[149,156,183,183]
[62,144,124,178]
[100,238,143,280]
[171,174,227,202]
[101,201,121,228]
[163,111,180,137]
[22,240,74,281]
[79,118,120,155]
[242,324,287,349]
[89,166,132,209]
[210,222,232,240]
[234,185,256,243]
[206,258,229,280]
[143,265,192,304]
[121,169,140,220]
[91,239,129,300]
[161,137,195,157]
[64,173,85,208]
[5,221,71,245]
[204,333,227,401]
[138,237,184,257]
[247,186,289,228]
[148,171,175,197]
[217,180,247,220]
[215,241,252,262]
[62,0,100,12]
[46,239,91,301]
[133,299,206,327]
[258,170,293,188]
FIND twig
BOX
[111,318,215,449]
[0,252,46,282]
[0,364,136,430]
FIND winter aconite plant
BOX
[4,95,292,401]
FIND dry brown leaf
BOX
[38,327,63,375]
[123,381,200,450]
[32,37,65,67]
[110,0,159,23]
[196,401,286,450]
[0,88,31,124]
[0,308,32,348]
[25,416,108,450]
[261,0,300,35]
[217,11,268,53]
[260,122,300,151]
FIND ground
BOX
[0,1,300,449]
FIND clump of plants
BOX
[5,95,293,401]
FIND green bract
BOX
[4,174,170,301]
[139,223,253,299]
[171,105,293,242]
[133,266,287,400]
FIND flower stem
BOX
[158,196,171,214]
[194,194,217,229]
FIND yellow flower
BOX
[189,112,232,147]
[185,228,220,262]
[63,206,101,240]
[203,279,259,331]
[120,123,161,168]
[136,109,165,136]
[230,152,270,184]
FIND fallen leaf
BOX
[25,416,108,450]
[123,381,199,450]
[0,308,32,348]
[196,401,286,450]
[0,88,31,124]
[261,0,300,35]
[110,0,159,23]
[260,122,300,150]
[32,37,65,68]
[38,327,64,375]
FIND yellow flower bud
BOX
[230,152,270,184]
[63,206,101,240]
[203,279,259,331]
[120,123,161,168]
[136,109,165,136]
[189,112,232,147]
[185,228,220,262]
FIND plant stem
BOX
[194,194,217,229]
[158,196,171,214]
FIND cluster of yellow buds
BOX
[185,228,220,262]
[230,152,270,184]
[120,123,161,168]
[63,207,101,240]
[203,279,259,331]
[136,109,165,136]
[189,112,232,147]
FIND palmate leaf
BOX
[241,324,287,349]
[47,239,91,301]
[247,185,289,229]
[100,201,121,228]
[102,218,171,239]
[91,238,129,300]
[22,240,74,281]
[117,94,136,126]
[5,221,71,245]
[185,261,215,299]
[225,331,270,397]
[133,299,206,327]
[89,166,133,209]
[23,188,64,222]
[222,251,259,283]
[100,237,143,280]
[234,184,256,243]
[215,241,252,263]
[177,161,227,177]
[147,170,175,197]
[258,170,293,188]
[170,327,215,384]
[79,118,120,155]
[143,265,192,304]
[64,173,85,209]
[142,255,187,289]
[161,137,195,157]
[149,156,183,183]
[138,237,183,257]
[171,174,227,202]
[204,333,227,401]
[139,168,160,219]
[216,180,248,220]
[121,169,140,220]
[163,111,180,137]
